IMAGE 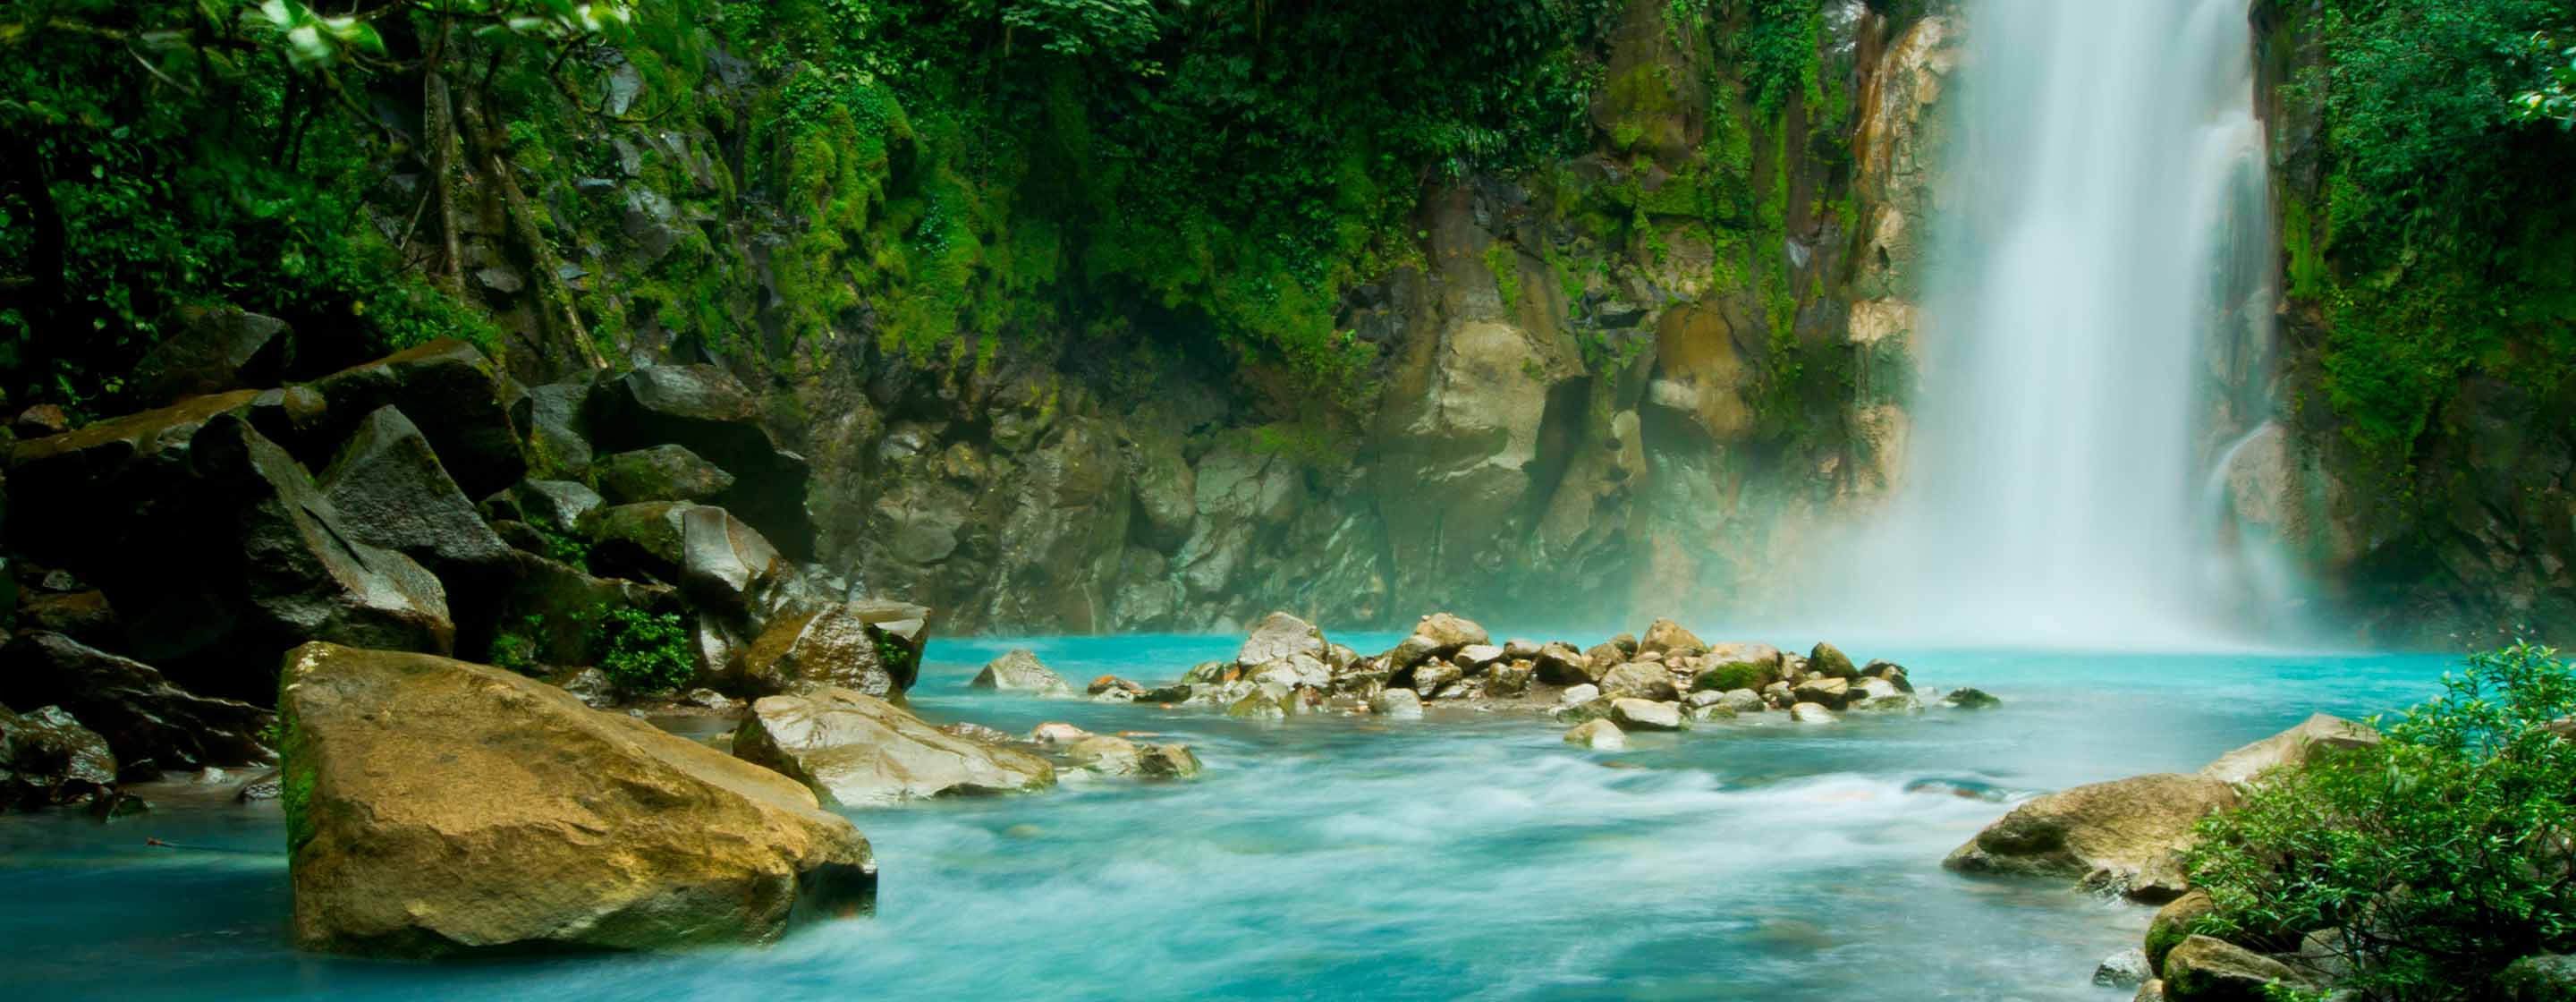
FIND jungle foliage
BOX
[2289,0,2576,478]
[2186,642,2576,1001]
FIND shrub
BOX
[2184,642,2576,1000]
[589,607,695,694]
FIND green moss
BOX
[1485,242,1523,316]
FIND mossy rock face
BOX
[2144,888,2213,972]
[1691,660,1767,693]
[277,642,874,957]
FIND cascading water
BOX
[1843,0,2287,648]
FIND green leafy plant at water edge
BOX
[588,606,694,693]
[489,613,547,675]
[2183,641,2576,1001]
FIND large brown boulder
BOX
[733,687,1055,807]
[278,642,874,957]
[0,632,271,778]
[1638,618,1708,658]
[2199,713,2381,785]
[1944,774,2241,897]
[727,599,930,699]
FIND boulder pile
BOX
[0,335,935,811]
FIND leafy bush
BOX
[588,607,695,693]
[2185,642,2576,1000]
[489,613,547,675]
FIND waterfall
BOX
[1844,0,2284,648]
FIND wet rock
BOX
[1137,743,1202,779]
[1088,675,1144,697]
[2135,980,2168,1002]
[1563,718,1627,750]
[587,366,812,557]
[1486,661,1533,697]
[970,650,1072,697]
[937,722,1015,745]
[1793,677,1852,709]
[1237,611,1326,667]
[280,642,872,955]
[1454,644,1505,671]
[1409,660,1465,699]
[1030,722,1092,745]
[2199,713,2381,785]
[319,406,513,579]
[1944,774,2241,898]
[682,688,735,711]
[1225,688,1291,720]
[2096,947,2153,989]
[733,599,930,701]
[1861,658,1914,692]
[1390,612,1488,668]
[1789,701,1840,724]
[1609,698,1684,731]
[1369,688,1424,718]
[2161,935,2307,1001]
[676,505,788,618]
[18,590,118,645]
[1250,654,1332,692]
[1598,662,1679,701]
[1718,689,1765,713]
[1806,641,1859,680]
[1942,687,2002,709]
[1849,692,1926,714]
[1561,684,1600,705]
[513,380,596,480]
[0,633,271,779]
[128,306,290,407]
[1064,735,1142,776]
[13,403,70,438]
[733,686,1053,807]
[1638,618,1708,658]
[479,479,602,531]
[554,667,617,709]
[596,445,736,505]
[0,704,117,809]
[2145,888,2215,972]
[87,788,150,819]
[309,340,527,498]
[1533,642,1591,685]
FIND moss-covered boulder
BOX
[2160,935,2307,1001]
[278,642,874,957]
[733,686,1053,807]
[596,445,736,505]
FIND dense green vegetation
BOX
[589,605,692,692]
[2287,0,2576,478]
[2186,642,2576,1000]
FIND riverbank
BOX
[0,641,2453,1000]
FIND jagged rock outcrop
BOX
[0,633,270,779]
[279,642,875,956]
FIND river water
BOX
[0,635,2452,1000]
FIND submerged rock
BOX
[2096,947,2153,989]
[1943,773,2239,898]
[2199,713,2380,785]
[733,686,1054,807]
[970,650,1073,697]
[279,642,873,956]
[1941,687,2003,709]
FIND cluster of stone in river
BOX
[969,610,2005,751]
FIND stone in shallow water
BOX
[1236,611,1326,668]
[970,650,1073,697]
[1369,688,1424,718]
[1942,687,2002,709]
[1563,718,1626,750]
[2161,935,2308,1000]
[1609,698,1683,732]
[735,686,1054,807]
[2095,947,2151,988]
[1945,774,2239,900]
[281,642,872,956]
